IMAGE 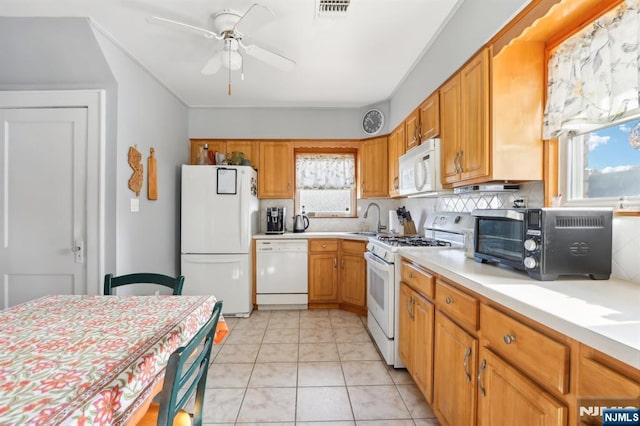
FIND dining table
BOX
[0,294,219,425]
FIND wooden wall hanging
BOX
[128,146,143,196]
[148,148,158,200]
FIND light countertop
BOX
[253,232,372,241]
[400,249,640,369]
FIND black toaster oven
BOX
[472,208,613,281]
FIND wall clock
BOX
[362,109,384,135]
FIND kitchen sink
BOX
[348,231,378,236]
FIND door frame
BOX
[0,90,106,295]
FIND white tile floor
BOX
[203,308,440,425]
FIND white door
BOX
[0,107,88,308]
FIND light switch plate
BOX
[130,198,139,212]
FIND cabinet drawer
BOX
[401,261,435,299]
[435,279,479,331]
[342,240,365,253]
[578,355,640,398]
[309,239,339,252]
[481,304,569,394]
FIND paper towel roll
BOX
[389,210,403,235]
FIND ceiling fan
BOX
[148,3,295,94]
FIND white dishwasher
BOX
[256,239,308,309]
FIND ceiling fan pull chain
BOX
[228,48,232,95]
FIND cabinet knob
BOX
[408,272,414,279]
[445,296,454,304]
[503,334,516,345]
[322,244,327,248]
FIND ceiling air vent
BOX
[316,0,351,17]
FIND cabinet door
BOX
[227,140,258,168]
[189,139,226,165]
[420,92,440,141]
[414,294,435,404]
[460,48,490,182]
[309,253,339,303]
[388,129,399,197]
[440,76,461,185]
[434,311,477,426]
[258,141,293,198]
[405,108,420,150]
[477,348,567,426]
[340,242,366,308]
[398,283,414,373]
[359,136,388,198]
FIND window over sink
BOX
[295,152,356,217]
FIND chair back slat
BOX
[103,273,185,295]
[156,300,223,426]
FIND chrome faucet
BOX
[363,202,386,234]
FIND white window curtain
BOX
[296,154,355,189]
[543,0,640,139]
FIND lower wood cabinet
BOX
[399,281,435,403]
[434,310,478,426]
[308,239,339,304]
[339,240,367,314]
[477,347,567,426]
[308,239,367,313]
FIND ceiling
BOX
[3,0,464,108]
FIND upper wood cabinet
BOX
[440,74,463,185]
[419,92,440,141]
[359,136,388,198]
[440,44,544,187]
[258,141,294,199]
[388,123,405,197]
[441,48,490,186]
[405,108,420,151]
[189,139,259,168]
[189,139,226,164]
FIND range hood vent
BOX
[317,0,350,17]
[453,184,520,194]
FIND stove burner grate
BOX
[377,235,452,247]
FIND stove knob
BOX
[523,256,537,269]
[523,239,538,252]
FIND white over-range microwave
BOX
[398,138,446,197]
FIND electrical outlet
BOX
[130,198,139,212]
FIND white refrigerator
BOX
[180,165,258,317]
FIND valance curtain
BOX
[543,0,640,139]
[296,154,355,189]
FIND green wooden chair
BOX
[103,273,185,296]
[138,300,223,426]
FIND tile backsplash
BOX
[259,180,638,284]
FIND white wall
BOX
[93,31,189,276]
[389,0,530,128]
[189,100,390,140]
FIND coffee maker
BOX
[266,207,286,234]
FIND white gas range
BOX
[365,212,474,368]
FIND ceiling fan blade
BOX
[232,3,274,33]
[147,16,222,40]
[242,43,296,72]
[201,51,224,75]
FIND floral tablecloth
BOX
[0,294,217,425]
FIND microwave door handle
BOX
[414,158,427,191]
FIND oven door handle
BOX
[364,252,394,272]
